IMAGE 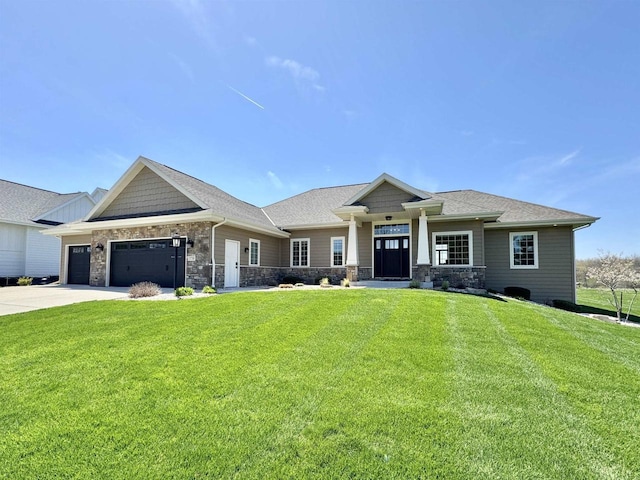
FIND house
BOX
[44,156,598,303]
[0,180,105,281]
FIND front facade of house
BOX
[46,156,598,303]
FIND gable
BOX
[97,166,200,220]
[360,181,417,214]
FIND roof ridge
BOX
[0,178,65,195]
[263,182,369,209]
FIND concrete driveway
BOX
[0,284,131,316]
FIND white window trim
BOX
[249,238,260,267]
[331,236,345,267]
[431,230,473,267]
[509,231,539,269]
[290,238,310,268]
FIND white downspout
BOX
[211,219,228,288]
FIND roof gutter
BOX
[211,218,228,269]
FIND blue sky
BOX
[1,0,638,258]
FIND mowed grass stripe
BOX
[483,302,632,480]
[446,296,628,479]
[1,293,357,479]
[257,291,456,479]
[536,307,640,376]
[489,300,640,478]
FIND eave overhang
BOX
[43,209,290,238]
[332,205,369,221]
[426,211,504,223]
[484,217,599,230]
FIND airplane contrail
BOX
[227,85,265,110]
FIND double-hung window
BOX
[249,239,260,266]
[510,232,538,269]
[291,238,309,267]
[331,237,345,267]
[432,231,473,266]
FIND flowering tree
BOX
[586,252,640,322]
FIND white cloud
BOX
[267,171,284,189]
[244,36,257,47]
[265,56,320,82]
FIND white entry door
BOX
[224,239,240,288]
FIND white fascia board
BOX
[280,222,350,231]
[401,200,443,210]
[224,218,290,238]
[1,219,52,228]
[33,192,96,221]
[427,212,503,222]
[43,210,223,236]
[484,217,599,229]
[343,173,431,206]
[332,205,369,220]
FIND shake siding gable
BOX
[99,166,199,218]
[484,226,575,303]
[360,181,416,214]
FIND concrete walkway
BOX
[0,284,130,316]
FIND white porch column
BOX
[417,210,430,265]
[346,215,359,266]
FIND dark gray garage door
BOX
[109,239,185,288]
[68,245,91,284]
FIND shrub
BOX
[281,275,304,284]
[17,276,33,286]
[202,285,216,294]
[552,299,581,313]
[504,286,531,300]
[441,280,449,291]
[129,282,161,298]
[341,278,351,288]
[320,277,332,288]
[408,279,421,289]
[175,286,194,297]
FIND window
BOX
[510,232,538,269]
[374,223,410,236]
[249,239,260,266]
[331,237,345,267]
[432,231,473,266]
[291,238,309,267]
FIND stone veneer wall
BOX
[90,221,212,288]
[427,266,486,289]
[214,266,355,288]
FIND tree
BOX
[586,252,640,322]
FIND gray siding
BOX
[283,227,350,268]
[358,222,373,269]
[485,226,575,303]
[360,181,415,214]
[429,220,484,266]
[99,166,199,218]
[213,224,281,267]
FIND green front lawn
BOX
[577,287,640,322]
[2,290,639,479]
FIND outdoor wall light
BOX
[95,243,104,252]
[244,247,250,253]
[172,233,181,248]
[187,238,194,248]
[385,216,392,221]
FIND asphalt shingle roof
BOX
[263,183,368,227]
[0,180,83,225]
[143,158,278,230]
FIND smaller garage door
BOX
[68,245,91,284]
[109,239,186,288]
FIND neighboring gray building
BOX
[45,156,598,303]
[0,180,103,279]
